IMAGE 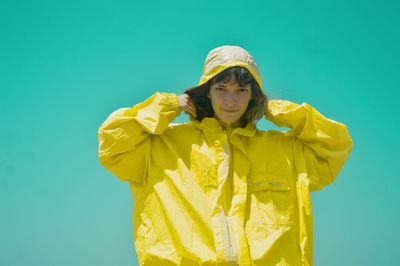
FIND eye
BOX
[215,87,225,92]
[239,88,250,93]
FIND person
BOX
[98,45,353,266]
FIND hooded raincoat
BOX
[98,46,353,266]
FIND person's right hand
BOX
[177,94,196,118]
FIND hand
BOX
[177,94,196,117]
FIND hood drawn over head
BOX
[198,45,263,90]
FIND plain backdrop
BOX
[1,1,399,265]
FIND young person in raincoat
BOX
[98,45,353,266]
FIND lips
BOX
[221,109,238,113]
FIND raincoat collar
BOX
[189,116,257,137]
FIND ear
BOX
[207,93,211,99]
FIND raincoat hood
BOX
[198,45,263,90]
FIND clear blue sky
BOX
[1,1,399,265]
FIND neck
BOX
[217,120,240,130]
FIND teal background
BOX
[1,0,399,265]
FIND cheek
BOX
[239,96,251,109]
[210,94,222,106]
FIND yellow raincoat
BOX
[98,46,353,265]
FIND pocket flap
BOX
[252,176,290,192]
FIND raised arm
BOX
[98,92,181,184]
[265,100,353,191]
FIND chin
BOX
[221,118,240,124]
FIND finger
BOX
[190,107,197,118]
[186,96,195,106]
[187,103,195,111]
[186,107,196,118]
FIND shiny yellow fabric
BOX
[199,46,263,90]
[98,93,353,265]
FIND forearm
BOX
[266,100,353,189]
[98,92,181,182]
[266,100,353,158]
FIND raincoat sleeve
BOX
[98,92,181,184]
[265,100,353,191]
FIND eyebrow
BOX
[214,83,250,88]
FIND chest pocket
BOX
[250,175,294,226]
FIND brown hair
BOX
[184,67,268,127]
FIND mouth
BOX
[221,109,238,113]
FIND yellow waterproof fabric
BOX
[199,46,263,90]
[98,93,353,265]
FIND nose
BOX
[224,92,236,106]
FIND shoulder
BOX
[162,122,200,138]
[252,128,296,148]
[254,128,290,139]
[167,122,197,131]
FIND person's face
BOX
[208,75,252,128]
